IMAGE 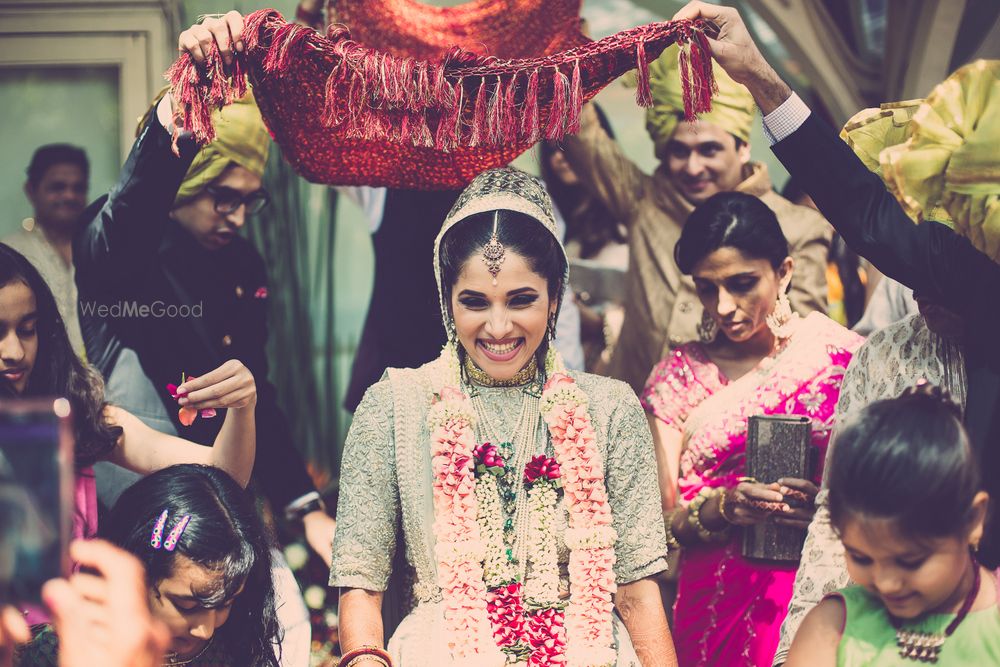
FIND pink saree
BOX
[640,313,863,666]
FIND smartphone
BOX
[0,397,73,605]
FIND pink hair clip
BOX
[149,509,169,549]
[163,515,191,552]
[150,510,191,552]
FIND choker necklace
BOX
[891,557,981,663]
[164,638,214,666]
[463,353,538,388]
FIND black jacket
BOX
[344,188,457,412]
[75,113,316,509]
[773,113,1000,566]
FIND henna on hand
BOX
[615,579,679,667]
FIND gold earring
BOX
[765,290,796,339]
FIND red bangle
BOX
[337,646,392,667]
[295,4,324,27]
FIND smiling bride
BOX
[329,168,676,667]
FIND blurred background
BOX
[1,0,998,489]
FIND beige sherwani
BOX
[563,113,832,393]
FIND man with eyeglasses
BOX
[73,89,339,576]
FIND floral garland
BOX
[428,373,501,663]
[428,342,617,666]
[540,370,618,667]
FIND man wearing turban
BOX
[562,44,832,394]
[74,88,339,565]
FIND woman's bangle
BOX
[346,658,389,667]
[687,488,730,543]
[664,509,681,552]
[718,488,735,524]
[338,646,392,667]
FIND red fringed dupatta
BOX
[167,8,716,189]
[327,0,588,60]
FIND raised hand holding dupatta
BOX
[177,11,245,67]
[671,1,792,114]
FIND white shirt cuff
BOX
[762,92,811,145]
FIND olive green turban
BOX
[174,89,271,205]
[841,60,1000,262]
[646,44,756,159]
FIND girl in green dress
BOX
[785,386,1000,666]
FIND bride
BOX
[330,168,676,667]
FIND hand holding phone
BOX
[0,398,73,607]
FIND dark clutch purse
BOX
[741,414,812,563]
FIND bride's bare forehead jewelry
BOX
[481,211,506,286]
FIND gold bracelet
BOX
[346,658,389,667]
[718,488,735,524]
[687,488,730,543]
[664,509,681,552]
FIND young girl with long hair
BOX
[786,386,1000,665]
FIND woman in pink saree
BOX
[641,193,863,666]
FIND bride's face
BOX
[451,250,556,381]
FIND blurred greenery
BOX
[0,67,120,237]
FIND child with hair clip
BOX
[17,464,281,667]
[785,385,1000,666]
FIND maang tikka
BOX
[481,212,506,286]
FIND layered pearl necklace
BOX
[469,369,542,584]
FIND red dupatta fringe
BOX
[635,40,652,107]
[521,68,542,143]
[166,8,716,154]
[164,41,247,153]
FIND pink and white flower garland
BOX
[428,343,618,667]
[540,371,618,667]
[522,455,568,666]
[478,444,568,665]
[428,381,502,663]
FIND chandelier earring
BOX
[697,309,718,344]
[765,289,798,339]
[446,316,457,342]
[547,313,557,341]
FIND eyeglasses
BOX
[205,185,270,215]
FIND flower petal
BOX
[178,406,198,426]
